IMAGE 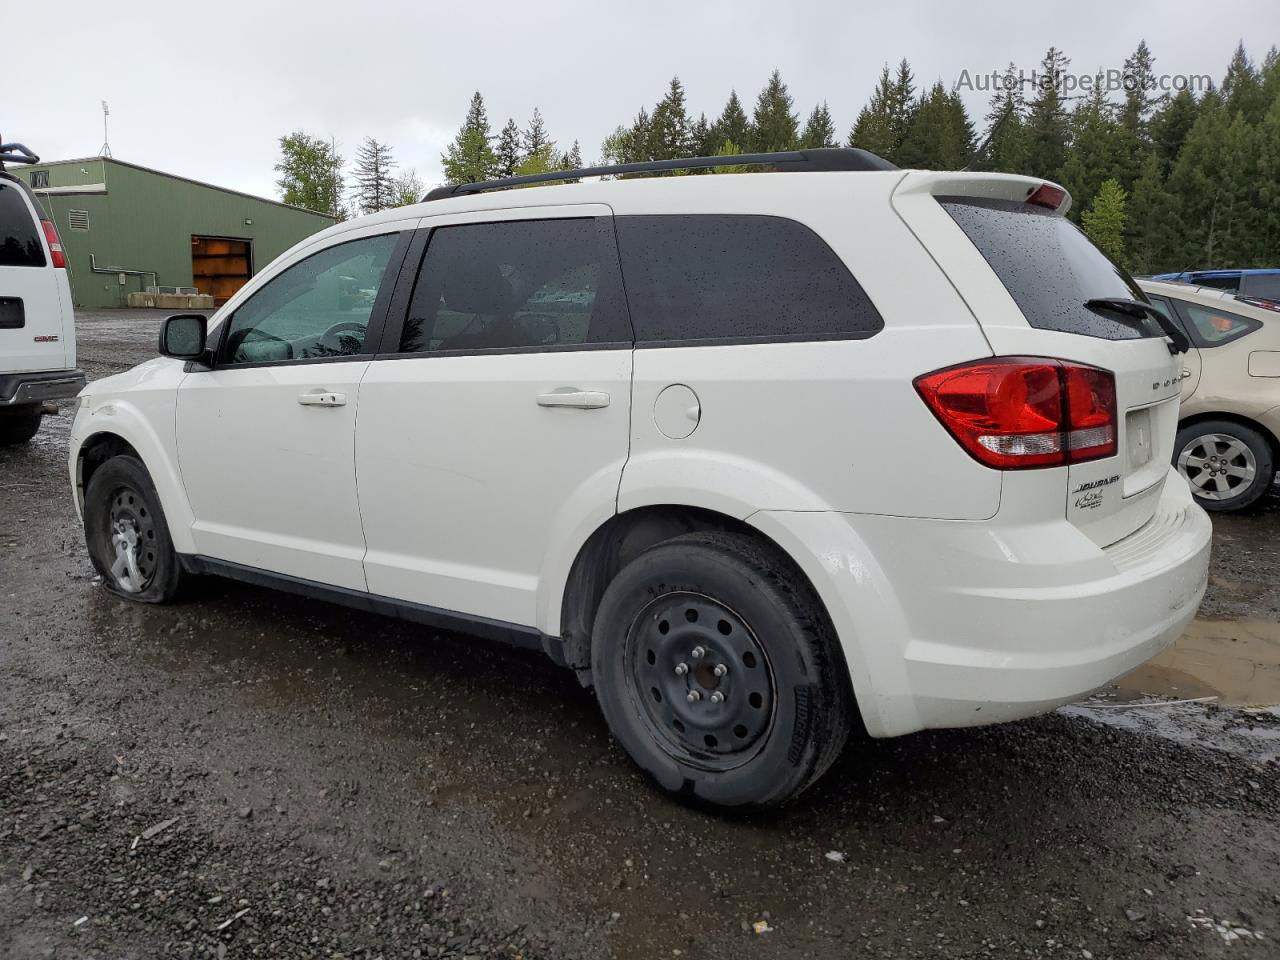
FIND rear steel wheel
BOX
[626,593,775,770]
[591,531,854,808]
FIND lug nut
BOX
[686,690,701,703]
[709,691,725,704]
[713,663,727,678]
[690,646,706,659]
[674,662,688,676]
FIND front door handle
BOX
[536,389,610,409]
[297,391,346,407]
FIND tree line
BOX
[275,40,1280,274]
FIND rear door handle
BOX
[536,389,610,409]
[297,391,346,407]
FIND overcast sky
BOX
[7,0,1275,203]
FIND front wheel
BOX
[83,455,184,602]
[591,531,853,808]
[1175,420,1274,512]
[0,406,42,445]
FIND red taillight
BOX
[914,357,1117,470]
[40,219,66,268]
[1026,183,1067,210]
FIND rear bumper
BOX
[751,470,1212,737]
[0,369,87,405]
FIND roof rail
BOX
[423,147,896,201]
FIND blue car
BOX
[1149,268,1280,302]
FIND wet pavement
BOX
[2,310,1279,959]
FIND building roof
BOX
[27,156,336,219]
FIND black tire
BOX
[83,455,184,603]
[590,531,853,808]
[0,406,42,446]
[1174,420,1275,512]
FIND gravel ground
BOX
[2,310,1279,959]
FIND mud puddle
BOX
[1113,617,1280,707]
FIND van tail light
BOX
[40,219,66,268]
[914,357,1117,470]
[1026,183,1067,210]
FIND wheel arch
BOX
[73,422,196,554]
[551,505,850,691]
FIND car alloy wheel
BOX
[1177,432,1257,501]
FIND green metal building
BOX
[11,157,336,308]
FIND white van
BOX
[68,149,1211,807]
[0,141,84,444]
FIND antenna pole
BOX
[99,100,112,158]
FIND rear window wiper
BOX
[1083,298,1190,355]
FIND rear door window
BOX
[0,180,46,268]
[614,214,882,345]
[939,196,1161,340]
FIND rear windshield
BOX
[0,179,46,268]
[939,196,1161,340]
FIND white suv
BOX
[68,149,1211,807]
[1,140,84,443]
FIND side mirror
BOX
[159,313,208,360]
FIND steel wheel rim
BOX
[1177,432,1257,501]
[106,486,158,593]
[623,592,777,772]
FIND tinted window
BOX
[400,218,630,353]
[224,233,398,364]
[615,215,881,343]
[1170,298,1261,347]
[940,197,1162,340]
[0,180,45,268]
[1243,274,1280,301]
[1193,273,1241,292]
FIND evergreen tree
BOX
[495,118,522,178]
[709,139,751,174]
[514,144,558,179]
[441,92,497,185]
[558,140,584,181]
[1222,42,1268,124]
[274,132,345,219]
[1082,179,1128,265]
[352,137,397,214]
[649,77,692,160]
[690,114,715,156]
[978,63,1028,172]
[848,60,916,163]
[1150,89,1199,176]
[523,107,554,158]
[1126,153,1179,273]
[896,82,974,169]
[1058,85,1124,220]
[1165,95,1232,266]
[710,91,752,154]
[1116,39,1161,189]
[1256,94,1280,265]
[1261,46,1280,109]
[1024,46,1071,180]
[800,102,838,148]
[751,69,798,152]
